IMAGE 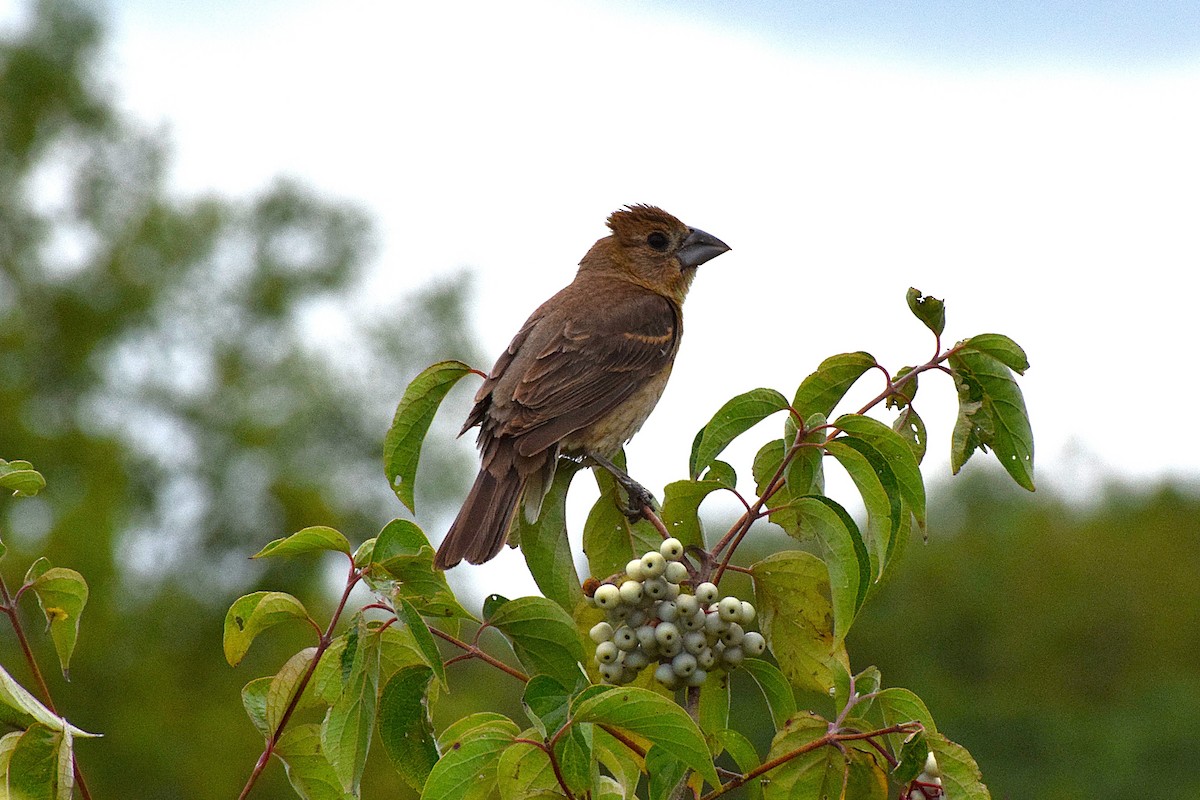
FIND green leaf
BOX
[321,615,381,795]
[516,461,583,613]
[490,597,584,687]
[554,717,595,796]
[571,685,720,788]
[962,333,1029,374]
[825,439,898,582]
[834,413,926,534]
[793,497,870,641]
[893,730,929,785]
[495,738,563,800]
[482,594,510,622]
[422,715,520,800]
[275,723,356,800]
[378,665,439,792]
[697,671,730,741]
[752,439,797,533]
[929,734,992,800]
[876,688,937,736]
[761,712,841,800]
[713,729,762,800]
[702,459,737,489]
[660,479,725,552]
[583,461,660,581]
[949,348,1035,491]
[222,591,312,667]
[791,352,877,421]
[522,675,572,739]
[6,724,65,800]
[28,567,88,677]
[594,727,644,800]
[397,598,448,689]
[646,744,688,800]
[252,525,352,559]
[689,388,790,479]
[0,459,45,498]
[892,405,928,464]
[371,519,473,619]
[266,647,322,735]
[0,667,97,739]
[438,712,517,752]
[740,658,797,730]
[906,288,945,337]
[385,360,475,513]
[750,552,848,694]
[241,677,272,737]
[886,366,919,409]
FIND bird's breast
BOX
[560,364,674,458]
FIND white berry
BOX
[593,584,620,608]
[695,582,719,604]
[659,538,684,560]
[640,551,667,578]
[742,631,766,656]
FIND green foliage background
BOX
[1,3,1197,798]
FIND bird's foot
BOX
[586,451,659,524]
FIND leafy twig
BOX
[237,557,362,800]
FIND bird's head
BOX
[580,205,730,303]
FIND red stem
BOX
[237,557,362,800]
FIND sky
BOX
[4,0,1199,590]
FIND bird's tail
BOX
[434,465,525,569]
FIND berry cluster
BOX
[587,538,765,688]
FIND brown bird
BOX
[434,205,730,569]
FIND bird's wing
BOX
[484,285,680,455]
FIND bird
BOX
[434,205,730,569]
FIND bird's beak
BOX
[677,227,731,269]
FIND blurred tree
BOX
[849,470,1200,800]
[0,1,479,796]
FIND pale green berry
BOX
[720,622,744,647]
[659,537,684,560]
[660,637,683,658]
[718,596,742,621]
[704,612,727,635]
[608,604,631,622]
[598,662,623,683]
[628,609,647,627]
[681,609,707,631]
[589,621,614,643]
[654,662,680,688]
[656,600,678,622]
[654,622,679,647]
[643,577,668,599]
[922,752,940,778]
[685,668,708,687]
[665,582,681,599]
[721,645,744,668]
[640,551,667,579]
[695,582,719,604]
[595,641,620,664]
[636,625,658,651]
[697,647,717,670]
[675,594,699,617]
[619,580,643,604]
[742,631,766,656]
[624,649,649,671]
[671,652,697,677]
[683,630,707,655]
[614,626,638,651]
[593,584,621,609]
[664,560,689,584]
[740,600,756,625]
[625,558,645,581]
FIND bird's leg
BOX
[586,451,658,523]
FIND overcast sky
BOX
[5,0,1199,588]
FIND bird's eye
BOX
[646,231,670,251]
